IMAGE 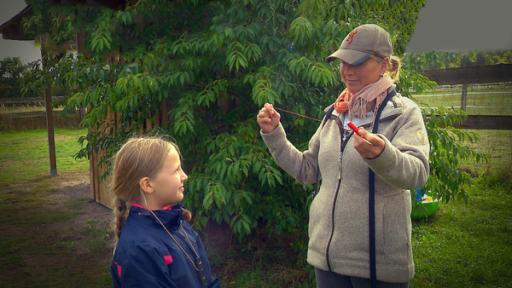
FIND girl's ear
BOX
[139,177,154,194]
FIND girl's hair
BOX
[111,137,181,242]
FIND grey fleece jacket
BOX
[260,92,430,283]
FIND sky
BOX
[406,0,512,52]
[0,0,511,64]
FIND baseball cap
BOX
[326,24,393,65]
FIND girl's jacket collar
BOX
[129,202,184,230]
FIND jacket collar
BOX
[130,202,184,230]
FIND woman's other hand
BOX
[257,103,281,133]
[353,127,385,159]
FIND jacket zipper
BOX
[325,118,352,271]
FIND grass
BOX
[0,128,88,184]
[462,129,512,170]
[411,170,512,287]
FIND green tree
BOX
[27,0,481,245]
[402,50,512,71]
[400,54,488,204]
[0,57,32,98]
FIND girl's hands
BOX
[257,103,281,133]
[353,127,386,159]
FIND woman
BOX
[257,24,429,287]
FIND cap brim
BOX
[326,49,371,65]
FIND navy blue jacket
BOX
[111,203,220,288]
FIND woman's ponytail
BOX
[387,55,401,82]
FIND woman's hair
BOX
[371,55,401,82]
[386,55,401,82]
[111,137,181,242]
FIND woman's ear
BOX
[139,177,154,194]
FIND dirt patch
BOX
[1,172,113,287]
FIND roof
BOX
[0,5,33,40]
[0,1,129,40]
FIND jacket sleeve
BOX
[121,243,176,288]
[195,232,221,288]
[260,122,322,185]
[363,103,430,189]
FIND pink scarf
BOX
[337,76,394,120]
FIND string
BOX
[274,107,322,122]
[140,191,203,272]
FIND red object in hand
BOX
[347,121,361,136]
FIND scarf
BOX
[334,75,394,120]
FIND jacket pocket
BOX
[382,192,409,265]
[330,188,385,261]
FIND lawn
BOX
[1,125,511,287]
[411,170,512,287]
[462,129,512,170]
[0,128,89,184]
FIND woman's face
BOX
[150,146,188,205]
[340,57,388,94]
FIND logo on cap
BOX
[346,29,359,45]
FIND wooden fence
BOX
[423,64,512,130]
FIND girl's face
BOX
[149,146,188,206]
[340,57,388,94]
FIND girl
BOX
[111,137,220,288]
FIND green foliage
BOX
[0,57,33,98]
[401,54,488,204]
[290,17,314,44]
[420,107,487,203]
[22,0,435,243]
[90,11,114,54]
[403,50,512,71]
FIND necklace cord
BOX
[139,190,207,287]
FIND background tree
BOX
[22,0,484,249]
[0,57,32,98]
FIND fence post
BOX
[461,83,468,111]
[41,33,57,177]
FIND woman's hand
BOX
[257,103,281,133]
[353,127,386,159]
